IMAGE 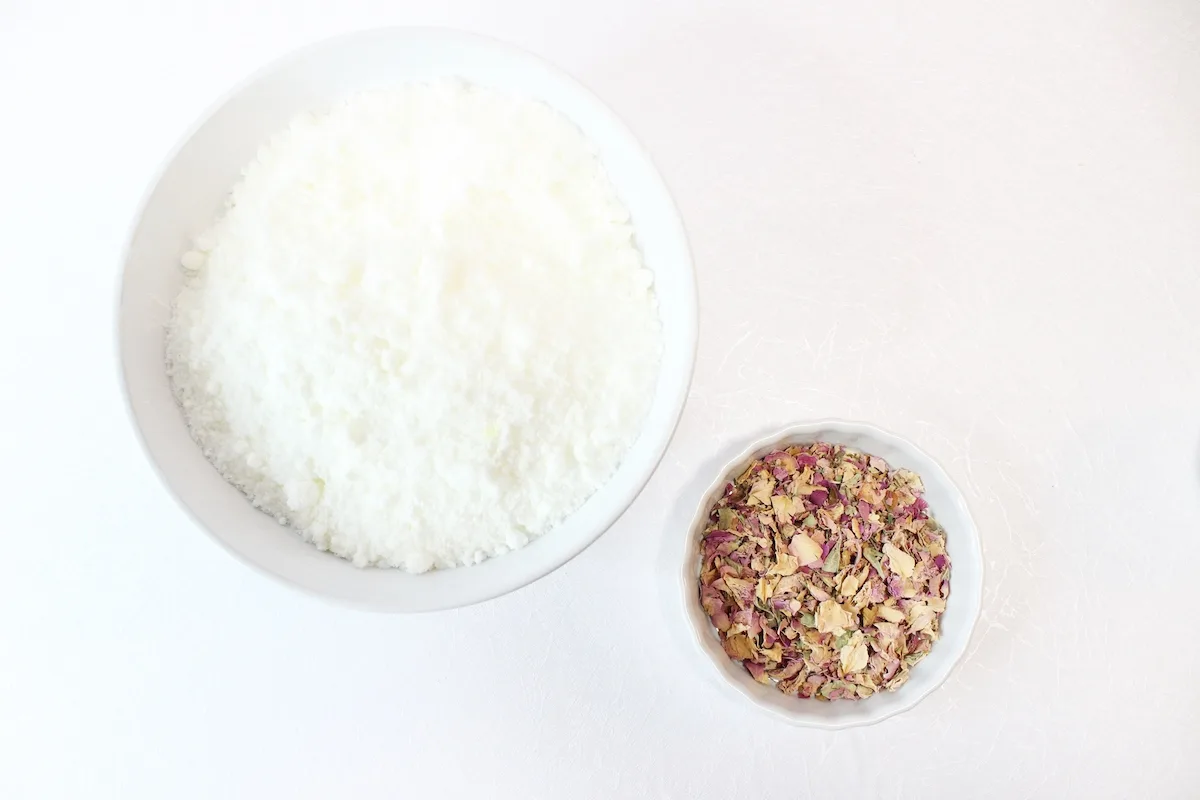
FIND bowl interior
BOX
[680,421,983,728]
[118,28,696,611]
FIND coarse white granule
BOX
[166,81,662,572]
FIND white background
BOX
[3,1,1199,798]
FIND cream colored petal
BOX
[875,604,905,623]
[840,634,869,674]
[771,494,792,524]
[883,542,916,578]
[788,532,823,565]
[838,570,862,600]
[908,601,936,633]
[768,553,800,576]
[816,599,856,634]
[749,478,775,506]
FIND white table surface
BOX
[3,1,1199,798]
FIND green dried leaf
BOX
[717,507,738,530]
[822,542,841,573]
[864,546,885,575]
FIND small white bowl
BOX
[679,420,983,729]
[117,28,696,612]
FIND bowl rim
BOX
[678,419,983,729]
[112,26,699,612]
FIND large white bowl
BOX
[679,421,983,729]
[117,28,696,612]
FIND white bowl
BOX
[679,421,983,729]
[117,28,696,612]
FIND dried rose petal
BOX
[745,661,771,684]
[883,542,916,578]
[696,441,951,701]
[788,532,823,564]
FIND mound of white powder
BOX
[166,81,662,572]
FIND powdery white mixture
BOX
[166,81,662,572]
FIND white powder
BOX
[166,81,662,572]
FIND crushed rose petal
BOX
[697,441,951,701]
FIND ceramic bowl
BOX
[117,28,696,612]
[679,420,982,728]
